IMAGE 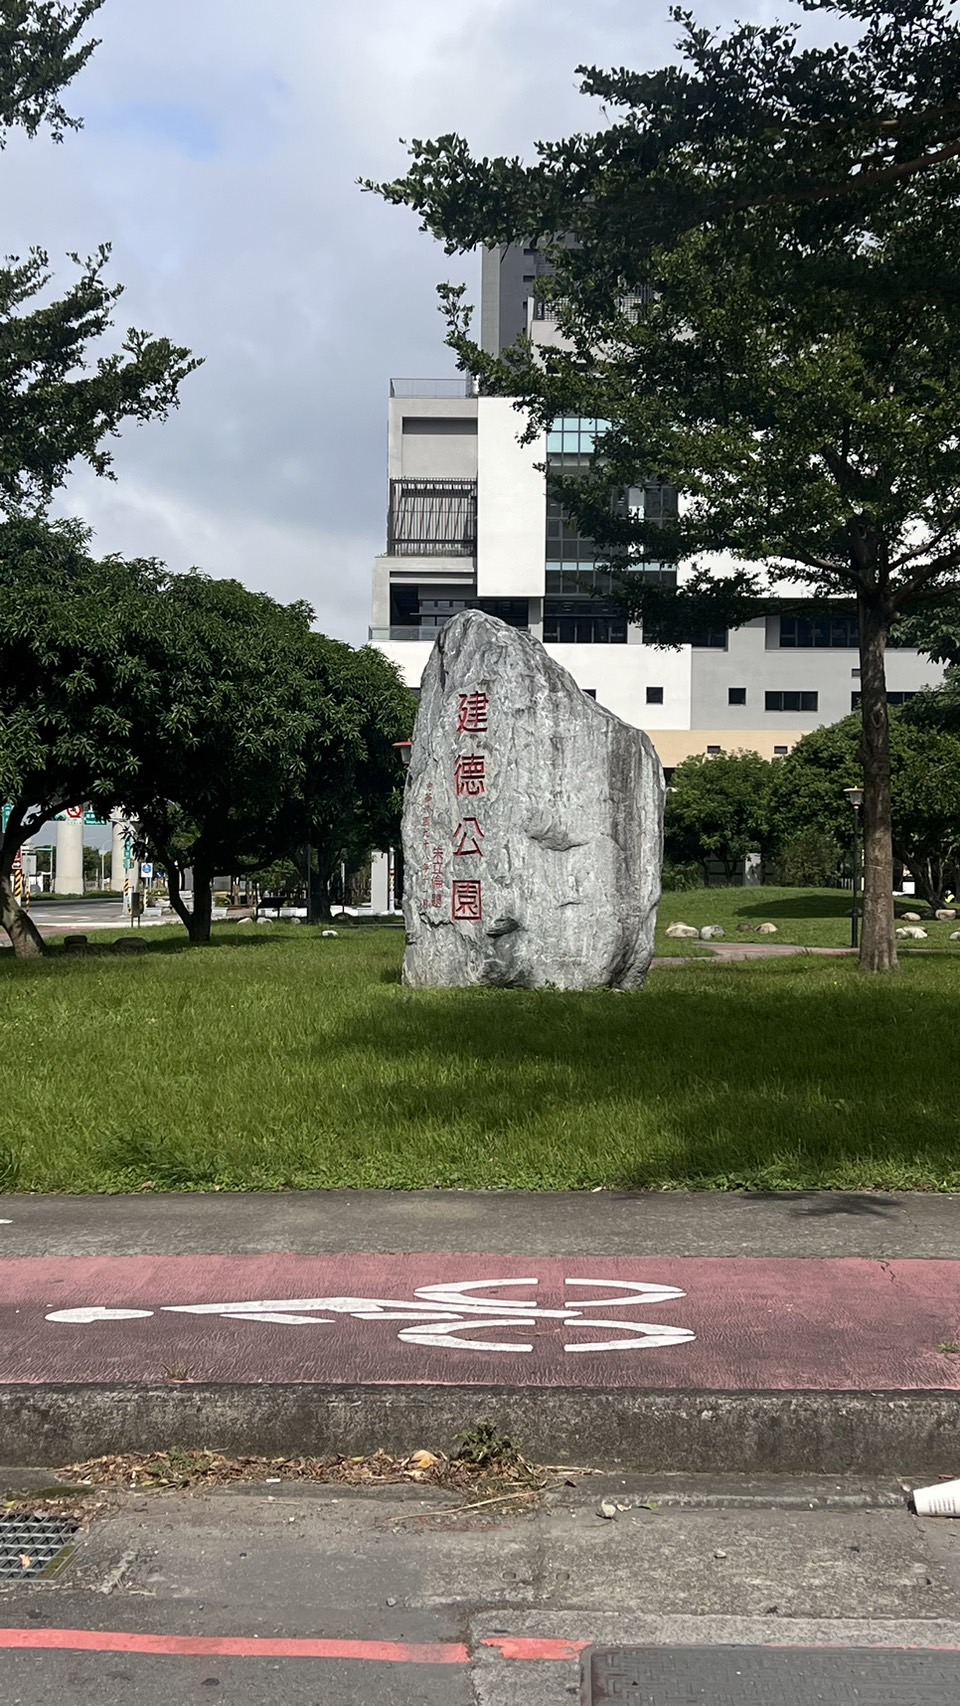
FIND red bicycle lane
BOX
[2,1251,960,1392]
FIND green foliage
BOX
[766,827,843,888]
[0,1,103,143]
[661,859,704,891]
[112,577,412,940]
[369,0,960,966]
[0,245,200,514]
[665,750,771,880]
[771,712,960,904]
[0,516,166,860]
[1,4,199,515]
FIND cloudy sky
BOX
[6,0,829,644]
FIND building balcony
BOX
[389,377,476,399]
[387,477,478,557]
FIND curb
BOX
[4,1384,960,1474]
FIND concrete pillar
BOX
[110,815,130,892]
[55,813,85,894]
[370,852,390,915]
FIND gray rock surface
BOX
[936,909,957,921]
[401,610,664,990]
[666,923,699,939]
[902,911,922,922]
[700,925,725,940]
[758,922,779,934]
[896,925,928,939]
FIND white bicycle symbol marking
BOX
[46,1276,695,1354]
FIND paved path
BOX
[7,1476,960,1705]
[2,1191,960,1474]
[4,1251,960,1392]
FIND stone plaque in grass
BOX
[401,609,664,990]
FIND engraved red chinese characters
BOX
[455,753,486,797]
[451,880,482,921]
[457,692,488,734]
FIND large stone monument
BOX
[402,610,664,990]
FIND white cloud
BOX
[4,0,839,643]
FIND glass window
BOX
[545,417,612,455]
[779,614,859,648]
[765,691,819,712]
[646,686,664,705]
[706,745,722,755]
[728,687,747,706]
[542,600,627,644]
[774,745,788,756]
[851,690,916,710]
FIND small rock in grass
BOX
[699,925,725,940]
[736,921,755,933]
[758,922,778,934]
[111,937,149,954]
[63,934,89,953]
[666,923,699,939]
[951,931,960,942]
[896,926,928,939]
[321,929,339,938]
[936,909,957,921]
[901,911,922,922]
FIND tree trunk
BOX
[313,868,333,921]
[188,866,213,944]
[0,869,45,958]
[166,858,213,943]
[857,596,897,972]
[165,860,192,935]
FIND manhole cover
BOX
[0,1514,79,1579]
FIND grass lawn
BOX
[0,893,958,1194]
[656,884,960,952]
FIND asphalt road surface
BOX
[3,1476,960,1705]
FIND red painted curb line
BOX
[0,1630,469,1664]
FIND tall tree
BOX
[2,0,199,514]
[369,0,960,972]
[769,713,960,908]
[117,579,413,942]
[665,750,772,882]
[1,0,103,143]
[0,516,165,956]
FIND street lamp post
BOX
[843,785,864,950]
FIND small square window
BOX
[646,685,664,704]
[728,687,746,706]
[706,744,722,755]
[774,744,788,756]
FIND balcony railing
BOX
[532,287,655,323]
[389,377,476,399]
[387,477,477,557]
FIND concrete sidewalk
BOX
[2,1190,960,1473]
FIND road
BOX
[4,1475,960,1703]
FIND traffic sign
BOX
[66,805,83,819]
[140,862,154,879]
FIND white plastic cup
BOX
[912,1479,960,1516]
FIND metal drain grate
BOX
[0,1514,78,1579]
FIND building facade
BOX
[370,247,944,780]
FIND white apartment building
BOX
[370,247,944,780]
